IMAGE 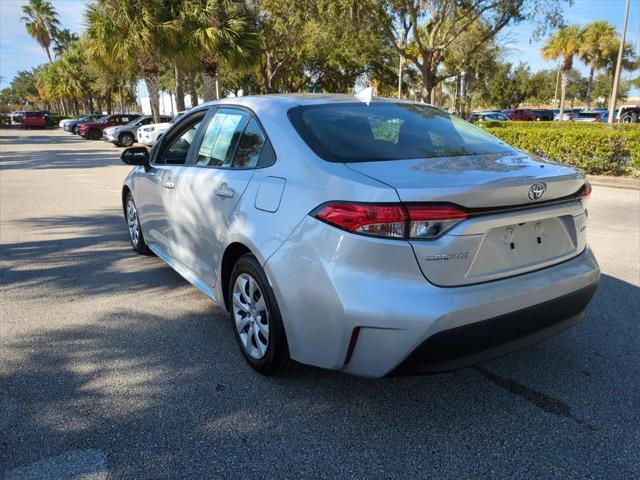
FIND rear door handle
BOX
[214,185,234,198]
[164,180,175,189]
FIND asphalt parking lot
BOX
[1,128,639,479]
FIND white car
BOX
[137,111,186,146]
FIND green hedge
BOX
[480,122,640,176]
[46,114,72,126]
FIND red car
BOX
[505,109,536,121]
[22,111,47,129]
[78,113,140,140]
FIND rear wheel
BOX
[88,129,101,140]
[620,113,637,123]
[229,255,289,375]
[119,132,135,147]
[125,193,151,255]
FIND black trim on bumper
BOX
[390,283,598,375]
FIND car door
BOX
[135,110,208,258]
[170,107,268,287]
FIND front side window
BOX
[159,120,202,165]
[288,102,514,163]
[195,108,250,167]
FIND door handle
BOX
[164,180,175,189]
[214,184,234,198]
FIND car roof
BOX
[200,93,434,112]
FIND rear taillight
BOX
[577,181,592,199]
[313,203,467,240]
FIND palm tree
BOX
[53,28,79,57]
[542,25,583,121]
[85,0,170,122]
[20,0,60,64]
[179,0,258,102]
[579,21,616,110]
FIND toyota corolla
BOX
[120,94,599,377]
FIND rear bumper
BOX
[265,217,600,378]
[390,283,597,375]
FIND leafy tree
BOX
[579,21,616,109]
[542,25,583,120]
[478,62,532,109]
[52,28,79,57]
[378,0,568,103]
[179,0,258,101]
[20,0,60,64]
[591,72,631,105]
[85,0,172,122]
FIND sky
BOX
[1,0,639,94]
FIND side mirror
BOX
[121,146,150,169]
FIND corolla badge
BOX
[528,183,546,201]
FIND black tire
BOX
[124,192,151,255]
[228,254,289,375]
[620,113,637,123]
[88,128,101,140]
[119,132,135,147]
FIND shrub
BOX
[45,114,72,126]
[479,122,640,176]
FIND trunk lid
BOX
[346,152,588,287]
[345,152,584,207]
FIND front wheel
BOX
[229,255,289,375]
[125,193,151,255]
[88,129,101,140]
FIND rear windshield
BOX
[288,102,514,162]
[25,112,43,118]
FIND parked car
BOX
[21,111,47,129]
[119,94,599,377]
[505,109,536,121]
[529,109,555,121]
[78,113,140,140]
[9,111,26,125]
[470,111,510,122]
[553,108,582,121]
[59,116,83,128]
[574,111,605,122]
[137,111,186,146]
[103,115,172,147]
[617,105,640,123]
[64,114,102,134]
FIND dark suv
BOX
[78,114,140,140]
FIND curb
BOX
[587,175,640,191]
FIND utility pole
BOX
[397,54,403,99]
[608,0,631,124]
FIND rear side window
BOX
[288,103,514,163]
[233,118,267,168]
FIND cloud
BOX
[0,0,90,87]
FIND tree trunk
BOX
[187,69,198,107]
[174,61,186,112]
[145,74,161,123]
[118,84,124,113]
[73,99,79,116]
[585,61,596,110]
[201,72,217,102]
[558,70,568,121]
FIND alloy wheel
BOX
[232,273,269,359]
[126,198,140,247]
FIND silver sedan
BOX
[120,94,599,377]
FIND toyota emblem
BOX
[528,183,546,201]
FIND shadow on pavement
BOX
[0,149,120,170]
[1,257,638,477]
